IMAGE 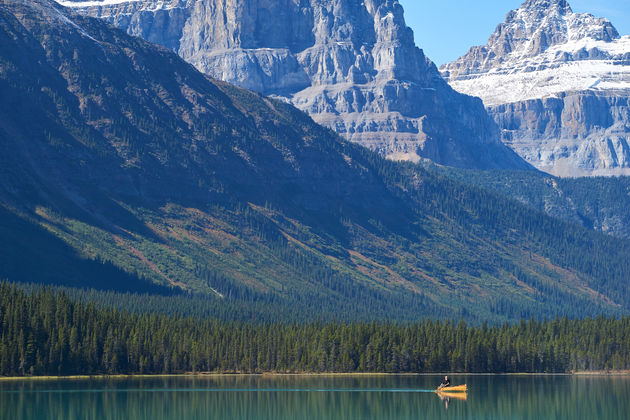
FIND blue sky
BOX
[399,0,630,66]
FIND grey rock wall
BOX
[490,91,630,177]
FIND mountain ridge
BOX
[54,0,532,171]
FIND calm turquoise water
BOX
[1,375,628,419]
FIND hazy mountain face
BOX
[442,0,630,177]
[54,0,531,170]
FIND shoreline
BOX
[1,371,629,381]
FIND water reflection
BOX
[437,390,467,410]
[0,375,628,420]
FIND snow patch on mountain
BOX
[445,36,630,106]
[441,0,629,106]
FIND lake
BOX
[1,374,628,419]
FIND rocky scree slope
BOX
[54,0,530,170]
[442,0,630,177]
[1,0,629,320]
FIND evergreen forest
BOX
[1,283,628,377]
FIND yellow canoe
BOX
[436,384,467,392]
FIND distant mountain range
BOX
[2,0,630,321]
[442,0,630,177]
[54,0,531,170]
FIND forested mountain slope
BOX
[2,283,629,376]
[1,0,629,321]
[432,166,630,240]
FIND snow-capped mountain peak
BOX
[518,0,572,17]
[441,0,630,178]
[441,0,628,106]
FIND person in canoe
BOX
[438,375,451,390]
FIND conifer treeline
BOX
[1,283,629,376]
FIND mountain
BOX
[2,0,630,321]
[441,0,630,177]
[53,0,531,170]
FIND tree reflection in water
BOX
[1,375,628,420]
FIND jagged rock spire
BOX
[442,0,620,80]
[520,0,572,14]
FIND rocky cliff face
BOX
[56,0,530,170]
[491,92,630,177]
[441,0,630,177]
